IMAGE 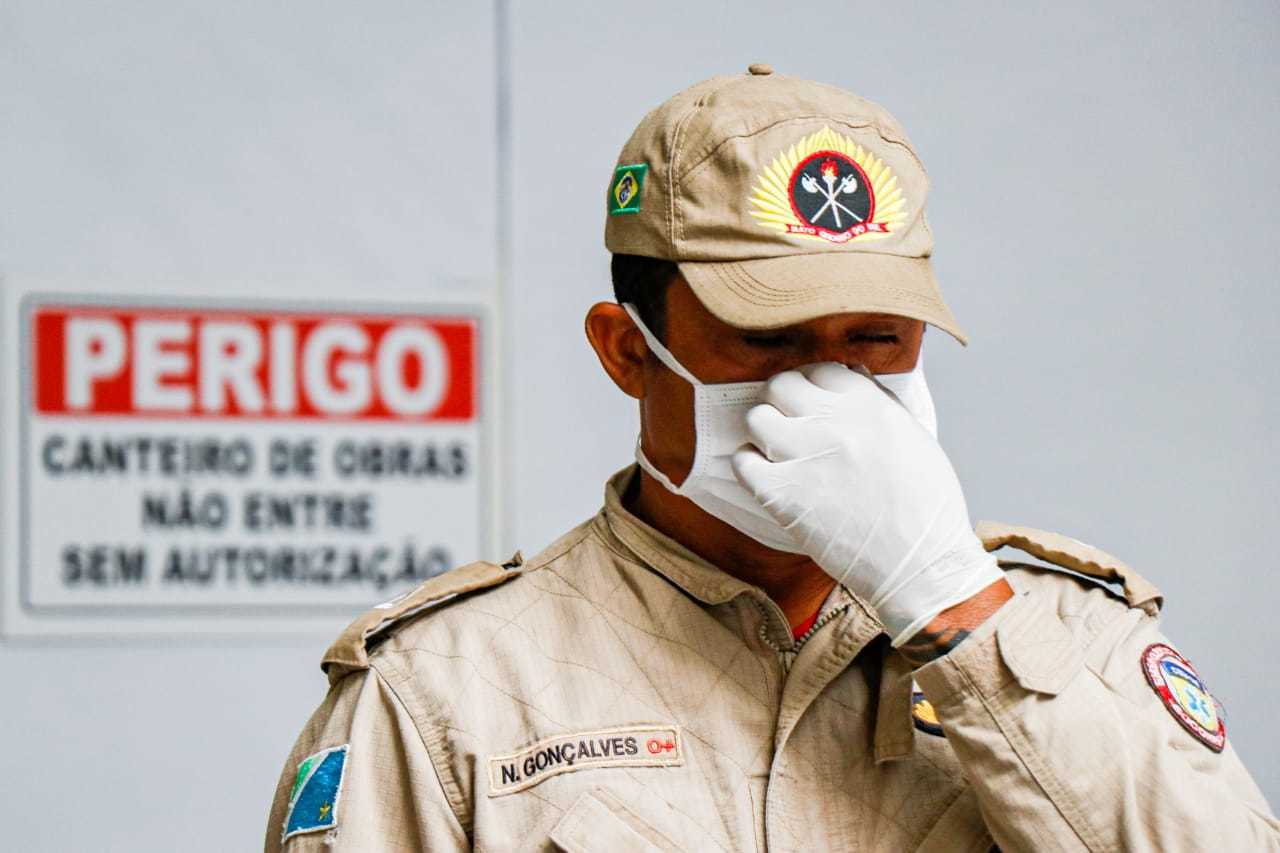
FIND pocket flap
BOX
[549,788,681,853]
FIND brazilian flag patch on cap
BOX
[282,744,348,841]
[609,163,647,215]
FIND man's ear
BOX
[585,302,648,400]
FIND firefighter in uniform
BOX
[266,67,1278,851]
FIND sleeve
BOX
[913,577,1280,853]
[264,667,469,853]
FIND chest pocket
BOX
[549,788,682,853]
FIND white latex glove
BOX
[731,362,1003,646]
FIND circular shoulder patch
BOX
[911,692,945,737]
[1141,643,1225,752]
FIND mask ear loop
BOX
[621,303,702,387]
[621,303,699,493]
[633,436,683,492]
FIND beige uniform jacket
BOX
[266,467,1278,852]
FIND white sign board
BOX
[2,291,492,636]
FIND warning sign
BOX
[4,293,492,635]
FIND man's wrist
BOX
[897,578,1014,667]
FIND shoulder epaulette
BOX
[321,553,524,685]
[976,521,1162,616]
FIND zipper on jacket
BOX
[758,601,851,673]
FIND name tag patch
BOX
[487,725,683,797]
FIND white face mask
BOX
[623,303,939,553]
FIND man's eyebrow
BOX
[740,327,802,335]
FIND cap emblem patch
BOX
[1141,643,1225,752]
[749,126,906,243]
[610,163,648,215]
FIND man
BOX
[266,67,1277,851]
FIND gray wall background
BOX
[2,1,1276,849]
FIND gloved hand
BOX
[731,362,1003,646]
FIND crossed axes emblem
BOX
[800,162,862,229]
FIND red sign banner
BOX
[32,306,477,422]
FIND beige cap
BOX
[604,66,967,344]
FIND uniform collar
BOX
[873,646,919,762]
[596,465,764,608]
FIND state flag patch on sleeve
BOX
[283,744,349,841]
